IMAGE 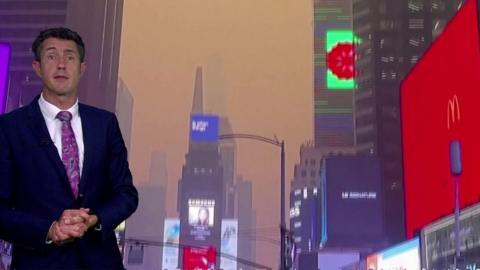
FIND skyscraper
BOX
[116,78,133,151]
[235,176,255,270]
[177,67,224,269]
[124,151,168,269]
[219,117,236,218]
[314,0,355,147]
[289,144,355,257]
[353,0,464,243]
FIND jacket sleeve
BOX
[0,118,52,250]
[93,113,138,240]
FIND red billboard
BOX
[401,0,480,238]
[183,246,216,270]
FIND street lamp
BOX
[449,139,463,268]
[218,133,288,270]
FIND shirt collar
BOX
[38,93,79,121]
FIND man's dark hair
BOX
[32,27,85,62]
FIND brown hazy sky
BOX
[119,0,312,267]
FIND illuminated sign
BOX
[220,219,238,270]
[321,156,383,248]
[326,30,356,90]
[401,0,480,238]
[341,191,377,200]
[447,94,461,130]
[188,199,215,241]
[188,199,215,227]
[183,246,216,270]
[0,43,11,114]
[367,238,420,270]
[190,114,219,142]
[162,219,180,270]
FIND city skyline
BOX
[119,0,312,267]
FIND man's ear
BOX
[32,60,42,78]
[80,62,86,77]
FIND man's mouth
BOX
[54,75,69,80]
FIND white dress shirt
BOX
[38,93,84,176]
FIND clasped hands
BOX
[47,208,98,246]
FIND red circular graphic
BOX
[327,42,355,80]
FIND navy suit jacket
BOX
[0,97,138,270]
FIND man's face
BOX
[32,37,86,98]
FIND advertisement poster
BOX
[162,218,180,270]
[189,199,215,241]
[183,246,216,270]
[220,219,238,270]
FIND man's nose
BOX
[57,57,66,69]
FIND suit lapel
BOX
[78,104,94,195]
[26,97,71,191]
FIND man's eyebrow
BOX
[63,49,76,54]
[44,47,58,52]
[44,47,77,54]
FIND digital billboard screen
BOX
[190,114,219,142]
[326,30,356,90]
[366,238,420,270]
[188,199,215,241]
[401,0,480,238]
[183,246,216,270]
[321,156,384,248]
[162,218,180,270]
[188,199,215,227]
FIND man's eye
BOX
[47,55,55,60]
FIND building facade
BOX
[314,0,355,147]
[353,0,464,243]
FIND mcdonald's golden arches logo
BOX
[447,95,460,130]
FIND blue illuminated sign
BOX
[190,114,219,142]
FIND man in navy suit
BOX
[0,27,138,269]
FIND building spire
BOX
[191,66,204,114]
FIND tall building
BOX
[219,117,236,218]
[65,0,123,112]
[177,67,224,269]
[289,144,355,257]
[314,0,355,147]
[115,78,133,151]
[235,176,255,270]
[125,184,166,270]
[124,151,168,269]
[0,0,123,112]
[353,0,464,243]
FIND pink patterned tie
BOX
[56,111,80,198]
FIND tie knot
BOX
[56,111,72,122]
